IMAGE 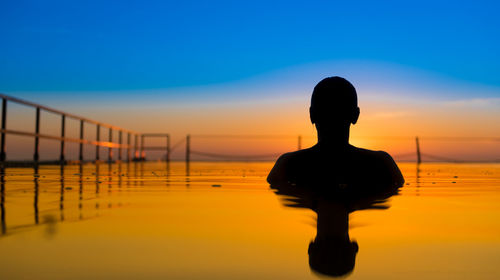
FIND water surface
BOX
[1,162,499,279]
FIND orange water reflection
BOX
[0,162,499,279]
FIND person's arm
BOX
[267,154,289,186]
[380,151,405,187]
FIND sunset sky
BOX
[1,0,499,161]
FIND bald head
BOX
[310,77,360,128]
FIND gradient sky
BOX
[1,0,499,160]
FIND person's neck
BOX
[316,127,351,150]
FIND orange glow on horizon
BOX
[3,85,499,161]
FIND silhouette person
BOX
[267,76,404,192]
[267,76,404,276]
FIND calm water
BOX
[0,162,499,279]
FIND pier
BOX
[0,93,170,166]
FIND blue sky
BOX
[1,0,499,98]
[1,0,499,161]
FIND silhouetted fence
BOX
[0,94,170,165]
[183,134,500,163]
[141,133,171,162]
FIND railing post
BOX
[108,128,113,162]
[0,98,7,162]
[118,130,122,161]
[34,107,40,163]
[79,120,84,161]
[60,115,66,163]
[166,134,171,164]
[127,133,131,162]
[298,135,302,150]
[96,125,100,161]
[416,136,422,164]
[140,134,145,160]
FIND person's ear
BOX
[309,106,316,124]
[351,107,360,125]
[352,241,359,253]
[308,241,313,254]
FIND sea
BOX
[1,161,499,279]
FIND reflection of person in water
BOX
[272,180,399,277]
[308,200,357,277]
[268,76,404,277]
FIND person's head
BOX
[310,77,360,135]
[308,238,359,277]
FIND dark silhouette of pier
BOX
[182,134,500,163]
[0,94,170,166]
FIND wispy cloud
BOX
[367,111,414,119]
[443,97,500,108]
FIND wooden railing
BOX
[0,93,143,164]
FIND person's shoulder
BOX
[267,147,315,185]
[354,147,404,186]
[276,147,315,162]
[271,148,315,172]
[354,147,394,161]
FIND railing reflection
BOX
[79,164,83,220]
[0,161,171,237]
[1,167,5,234]
[34,166,39,224]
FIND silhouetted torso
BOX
[268,144,404,196]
